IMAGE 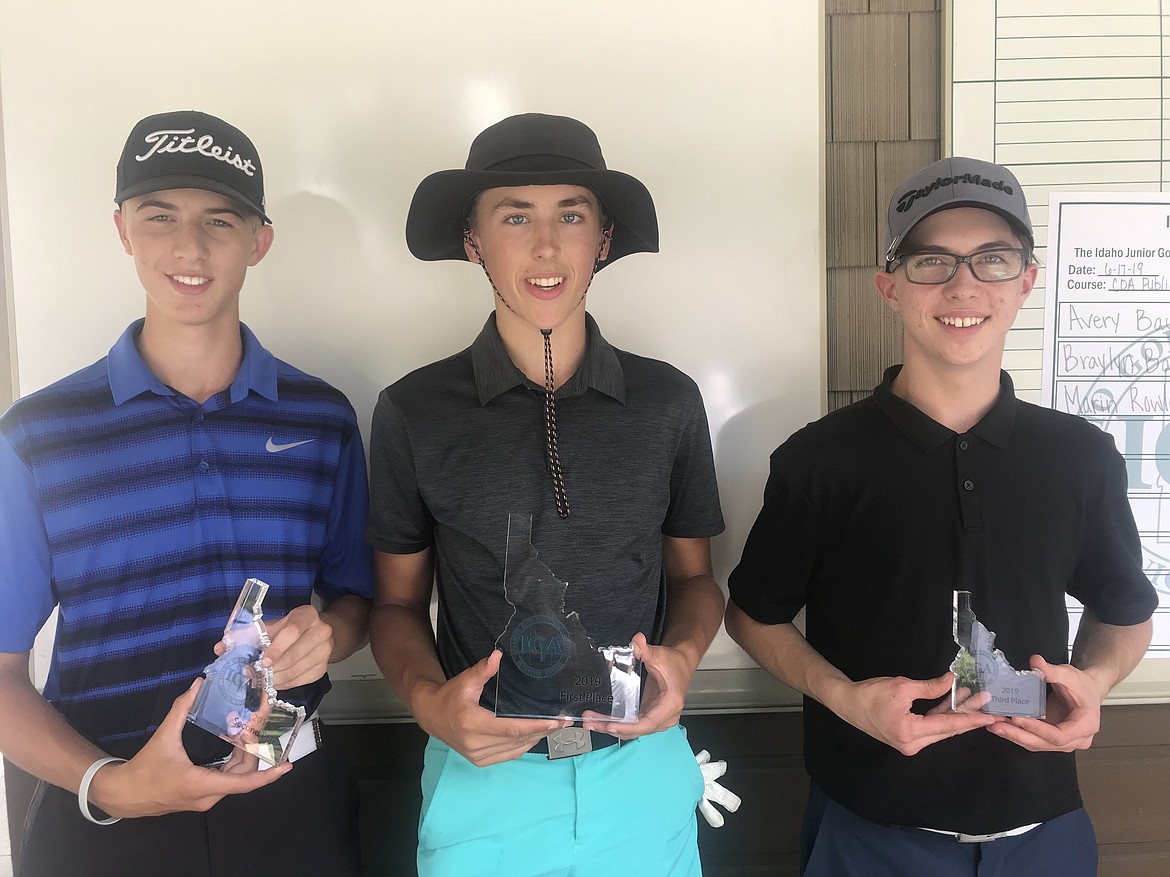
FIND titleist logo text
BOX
[136,128,257,176]
[896,173,1014,214]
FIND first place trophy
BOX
[493,513,642,730]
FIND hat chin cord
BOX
[462,228,612,520]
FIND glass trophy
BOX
[950,590,1046,718]
[188,578,306,765]
[493,513,641,723]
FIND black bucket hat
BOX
[406,113,658,269]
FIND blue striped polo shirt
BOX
[0,320,373,759]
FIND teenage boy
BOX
[368,113,725,876]
[0,111,373,876]
[726,156,1158,877]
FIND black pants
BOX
[19,737,360,877]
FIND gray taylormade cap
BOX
[883,156,1032,268]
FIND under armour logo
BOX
[550,728,588,753]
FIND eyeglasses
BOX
[890,248,1029,285]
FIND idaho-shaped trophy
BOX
[494,513,641,723]
[188,578,306,765]
[951,590,1046,718]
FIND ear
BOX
[463,229,482,264]
[597,225,613,263]
[874,269,900,312]
[113,209,133,256]
[1018,261,1038,304]
[248,223,275,267]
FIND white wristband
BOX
[78,756,127,826]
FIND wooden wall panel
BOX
[1084,705,1170,876]
[830,14,910,142]
[909,11,940,140]
[1098,843,1170,877]
[826,0,869,14]
[332,723,427,877]
[827,267,900,389]
[1082,747,1170,845]
[687,713,807,877]
[826,141,877,267]
[826,5,936,405]
[872,0,939,12]
[1091,702,1170,748]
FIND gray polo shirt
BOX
[368,313,724,686]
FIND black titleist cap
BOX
[115,110,270,223]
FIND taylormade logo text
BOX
[896,173,1014,214]
[136,128,257,177]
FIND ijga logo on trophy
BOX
[216,655,252,699]
[510,615,573,678]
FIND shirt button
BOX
[963,479,974,491]
[198,460,210,473]
[958,439,969,451]
[195,411,205,423]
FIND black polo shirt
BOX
[368,313,724,694]
[730,366,1157,834]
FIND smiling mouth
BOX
[528,276,565,290]
[171,274,209,287]
[938,316,985,328]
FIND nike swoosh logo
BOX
[266,438,315,453]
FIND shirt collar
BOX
[107,319,278,406]
[970,371,1016,448]
[873,365,1017,451]
[470,312,626,407]
[230,322,279,403]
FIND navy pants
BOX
[801,784,1098,877]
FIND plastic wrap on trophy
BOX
[493,513,641,722]
[951,590,1046,718]
[188,578,306,765]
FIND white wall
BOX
[0,1,825,678]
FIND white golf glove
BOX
[695,749,741,828]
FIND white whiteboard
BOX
[0,2,825,682]
[1043,193,1170,659]
[949,0,1170,694]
